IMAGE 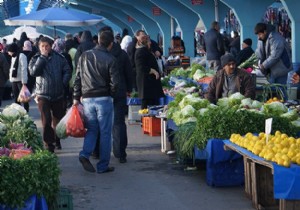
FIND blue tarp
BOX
[0,195,48,210]
[223,140,300,199]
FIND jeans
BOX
[112,97,128,158]
[79,97,113,172]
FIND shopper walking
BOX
[0,52,9,107]
[7,43,29,112]
[21,40,36,93]
[93,26,133,163]
[203,21,225,71]
[254,22,292,85]
[73,31,120,173]
[29,37,71,153]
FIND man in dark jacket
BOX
[236,38,254,66]
[73,31,120,173]
[94,26,133,163]
[203,21,225,71]
[29,37,71,153]
[205,53,255,104]
[74,30,96,68]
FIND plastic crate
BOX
[55,187,73,210]
[128,105,141,124]
[142,116,161,136]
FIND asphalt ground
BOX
[2,99,254,210]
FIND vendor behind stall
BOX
[205,53,256,104]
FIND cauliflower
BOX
[2,103,27,118]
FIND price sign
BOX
[265,118,273,143]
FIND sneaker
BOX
[119,157,127,163]
[97,167,115,174]
[79,156,96,173]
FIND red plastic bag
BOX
[17,85,31,103]
[66,105,86,138]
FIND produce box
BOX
[194,146,208,160]
[55,187,73,210]
[205,139,244,187]
[142,116,161,136]
[127,97,141,105]
[128,105,141,124]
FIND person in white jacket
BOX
[7,43,29,112]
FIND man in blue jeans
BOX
[73,31,120,173]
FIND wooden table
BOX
[224,141,300,210]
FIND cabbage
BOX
[228,92,245,106]
[199,108,209,116]
[251,100,263,109]
[241,98,252,108]
[0,122,7,136]
[2,103,27,118]
[262,102,288,116]
[280,109,298,121]
[217,97,230,107]
[181,105,195,117]
[291,119,300,127]
[193,69,206,81]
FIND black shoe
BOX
[119,157,127,163]
[56,143,62,150]
[46,143,55,153]
[79,156,96,173]
[97,167,115,174]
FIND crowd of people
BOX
[0,26,165,174]
[0,19,297,174]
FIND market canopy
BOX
[3,7,105,27]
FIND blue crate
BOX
[194,146,208,160]
[205,139,244,187]
[127,97,142,105]
[164,95,174,105]
[206,157,244,187]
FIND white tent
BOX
[1,26,52,44]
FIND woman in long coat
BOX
[135,36,164,109]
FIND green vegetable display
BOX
[0,151,60,208]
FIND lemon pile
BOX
[230,131,300,167]
[138,109,148,115]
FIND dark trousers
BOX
[0,87,4,107]
[112,97,128,158]
[12,81,29,112]
[37,97,66,148]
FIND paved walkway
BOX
[2,99,254,210]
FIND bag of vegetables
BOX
[66,105,86,138]
[56,108,72,139]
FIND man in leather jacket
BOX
[29,37,71,153]
[73,31,120,174]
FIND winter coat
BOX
[255,25,292,79]
[74,30,96,68]
[236,47,254,66]
[73,45,120,100]
[203,28,225,60]
[110,42,133,98]
[9,53,28,84]
[135,45,164,99]
[0,53,9,87]
[205,68,256,104]
[29,50,71,101]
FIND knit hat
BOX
[7,43,19,53]
[23,40,32,51]
[221,53,236,68]
[243,38,252,46]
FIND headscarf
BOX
[23,40,32,51]
[52,38,65,53]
